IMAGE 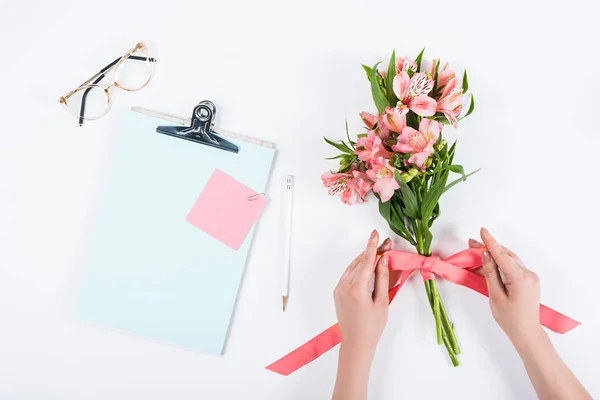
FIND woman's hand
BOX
[332,230,391,400]
[472,228,592,400]
[471,228,543,347]
[334,230,391,355]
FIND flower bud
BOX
[424,158,433,168]
[401,168,421,183]
[408,168,420,177]
[435,140,447,152]
[400,172,413,183]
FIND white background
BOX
[1,0,598,398]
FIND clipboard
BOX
[76,102,276,354]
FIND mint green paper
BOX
[76,111,275,354]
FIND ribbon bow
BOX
[266,247,580,376]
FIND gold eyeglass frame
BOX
[59,42,157,125]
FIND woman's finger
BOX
[373,255,390,304]
[377,238,392,254]
[480,228,521,278]
[481,251,506,300]
[355,230,380,282]
[469,238,484,248]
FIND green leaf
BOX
[378,195,391,217]
[390,202,416,244]
[394,169,419,219]
[442,169,480,194]
[414,47,426,72]
[432,59,441,94]
[406,112,419,129]
[378,198,414,244]
[386,50,397,105]
[458,94,475,121]
[357,133,367,138]
[325,154,346,160]
[462,70,469,93]
[324,136,352,153]
[345,120,354,149]
[439,142,448,160]
[428,203,440,228]
[421,171,448,223]
[370,62,389,113]
[432,114,452,125]
[393,153,403,168]
[448,141,457,164]
[449,165,465,175]
[362,64,373,81]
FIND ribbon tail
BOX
[265,323,342,376]
[265,271,412,375]
[540,304,581,334]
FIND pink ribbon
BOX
[266,247,580,376]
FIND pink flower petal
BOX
[409,151,431,169]
[382,106,407,133]
[419,118,441,142]
[360,111,377,129]
[408,73,434,98]
[373,177,399,202]
[393,71,410,100]
[408,96,437,117]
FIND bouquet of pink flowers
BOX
[322,48,476,365]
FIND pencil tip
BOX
[282,295,288,312]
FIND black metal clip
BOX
[156,101,239,154]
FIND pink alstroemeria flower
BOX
[321,171,372,205]
[392,72,437,117]
[352,170,374,201]
[366,158,400,202]
[360,112,377,129]
[430,60,456,90]
[355,129,393,164]
[393,118,441,169]
[436,77,464,127]
[360,111,391,139]
[396,57,417,74]
[382,105,407,134]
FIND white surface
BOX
[0,0,598,398]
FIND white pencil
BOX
[282,175,294,312]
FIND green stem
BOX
[417,229,461,366]
[424,280,433,307]
[436,285,461,355]
[442,331,460,367]
[433,285,442,345]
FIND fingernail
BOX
[481,227,488,234]
[468,238,478,244]
[383,238,391,245]
[370,230,377,239]
[482,251,490,263]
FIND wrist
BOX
[510,326,549,356]
[340,341,376,366]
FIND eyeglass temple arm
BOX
[78,55,156,126]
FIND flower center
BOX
[410,134,427,151]
[328,178,347,195]
[376,168,392,180]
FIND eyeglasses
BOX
[59,42,157,126]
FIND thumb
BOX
[482,251,506,300]
[373,255,390,304]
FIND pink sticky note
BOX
[186,169,268,250]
